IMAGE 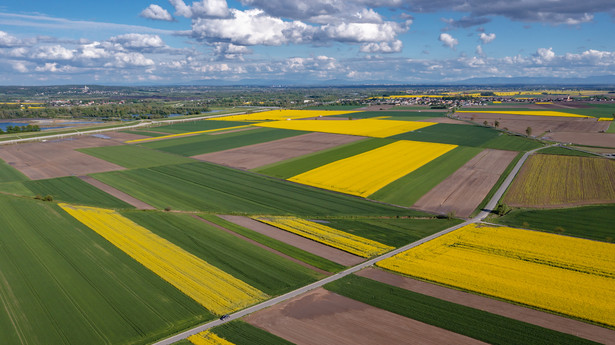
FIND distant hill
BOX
[452,75,615,86]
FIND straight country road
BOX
[153,144,551,345]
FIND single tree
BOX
[526,126,532,136]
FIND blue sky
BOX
[1,0,615,85]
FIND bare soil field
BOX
[457,113,608,133]
[413,149,517,217]
[503,154,615,208]
[218,215,364,266]
[192,133,365,170]
[416,117,470,125]
[193,215,329,275]
[245,288,485,345]
[545,132,615,147]
[0,136,127,180]
[79,176,155,209]
[357,268,615,345]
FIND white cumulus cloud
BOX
[360,40,402,53]
[170,0,229,18]
[479,32,496,44]
[0,31,21,47]
[109,33,165,49]
[140,4,174,21]
[439,33,458,49]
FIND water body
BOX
[0,122,29,131]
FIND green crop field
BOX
[314,218,462,247]
[142,127,306,156]
[481,134,545,151]
[254,138,393,179]
[152,119,249,134]
[537,146,598,157]
[0,195,211,345]
[78,145,196,168]
[24,176,133,208]
[369,146,483,206]
[0,181,34,196]
[203,215,345,273]
[210,320,294,345]
[607,121,615,133]
[123,211,322,295]
[493,204,615,242]
[304,105,362,110]
[93,162,422,216]
[0,158,28,182]
[325,275,598,345]
[120,130,169,137]
[390,123,500,146]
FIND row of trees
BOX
[0,124,40,134]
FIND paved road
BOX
[153,145,550,345]
[0,111,247,146]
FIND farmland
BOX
[0,157,28,182]
[60,204,268,315]
[325,274,597,345]
[390,123,500,146]
[288,140,457,197]
[141,127,307,156]
[24,176,134,208]
[208,320,294,345]
[377,224,615,326]
[210,109,358,121]
[122,211,322,295]
[493,204,615,242]
[369,146,482,206]
[153,119,250,134]
[504,154,615,207]
[255,217,394,258]
[254,138,392,179]
[203,215,345,272]
[0,195,210,345]
[457,110,591,118]
[310,218,462,247]
[255,118,437,137]
[78,144,196,168]
[92,162,422,216]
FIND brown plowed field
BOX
[192,132,365,170]
[0,136,127,180]
[357,268,615,345]
[245,288,486,345]
[79,176,155,209]
[413,149,517,217]
[545,132,615,147]
[416,117,469,125]
[218,215,364,266]
[457,113,608,134]
[504,154,615,207]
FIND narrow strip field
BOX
[210,109,357,121]
[288,140,457,197]
[255,217,393,258]
[503,154,615,207]
[377,223,615,327]
[255,119,436,138]
[60,204,268,315]
[0,196,210,345]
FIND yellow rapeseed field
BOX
[255,119,436,138]
[288,140,457,197]
[125,124,251,143]
[598,117,613,121]
[256,217,393,257]
[377,223,615,326]
[457,110,590,118]
[59,204,267,315]
[209,109,357,121]
[188,331,234,345]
